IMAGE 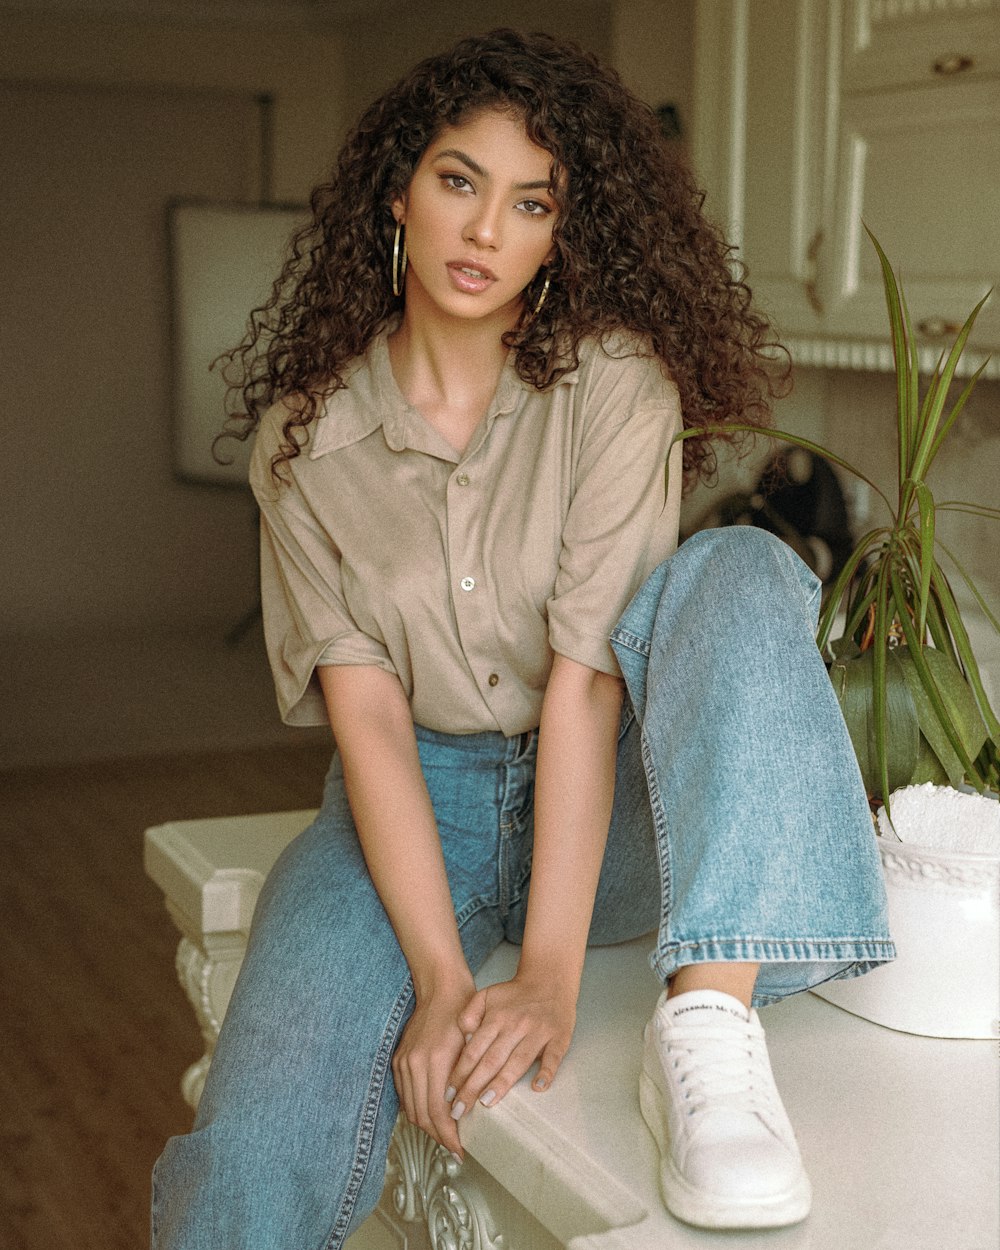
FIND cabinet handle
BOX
[917,316,963,338]
[933,53,974,75]
[804,229,824,315]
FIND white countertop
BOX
[146,813,998,1250]
[465,940,999,1250]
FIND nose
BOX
[463,196,502,251]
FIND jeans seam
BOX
[455,893,494,928]
[323,981,413,1250]
[649,938,897,984]
[665,936,899,950]
[321,889,511,1249]
[498,815,514,918]
[617,697,636,741]
[638,724,673,949]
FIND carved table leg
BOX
[386,1118,505,1250]
[168,912,248,1110]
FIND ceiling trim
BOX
[0,0,400,26]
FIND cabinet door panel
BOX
[843,0,1000,92]
[694,0,999,367]
[704,0,837,338]
[824,77,999,347]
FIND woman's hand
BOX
[393,973,476,1158]
[445,971,576,1120]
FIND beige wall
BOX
[2,81,256,635]
[337,1,614,126]
[612,0,693,119]
[333,0,695,144]
[0,11,349,639]
[0,12,348,197]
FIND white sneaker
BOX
[639,989,812,1229]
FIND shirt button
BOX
[460,576,476,592]
[456,473,470,486]
[488,673,500,687]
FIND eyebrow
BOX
[433,147,552,192]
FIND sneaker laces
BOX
[657,1019,780,1122]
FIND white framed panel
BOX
[823,76,999,354]
[168,200,306,485]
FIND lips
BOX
[448,259,498,280]
[446,260,498,294]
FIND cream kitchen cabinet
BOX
[694,0,1000,375]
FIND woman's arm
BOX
[318,663,475,1157]
[446,652,623,1115]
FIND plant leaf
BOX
[930,565,1000,742]
[909,733,951,787]
[909,290,992,484]
[922,583,962,667]
[890,564,987,786]
[865,225,911,479]
[898,281,919,477]
[816,529,886,654]
[926,357,992,466]
[829,648,919,797]
[936,500,1000,521]
[871,558,896,804]
[896,646,989,788]
[911,480,935,638]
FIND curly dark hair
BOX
[218,28,787,489]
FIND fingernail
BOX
[533,1077,548,1091]
[451,1152,463,1165]
[450,1100,466,1120]
[465,1033,474,1044]
[479,1089,496,1107]
[444,1085,456,1102]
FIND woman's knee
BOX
[670,526,821,620]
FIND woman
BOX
[152,29,893,1245]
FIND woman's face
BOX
[392,108,558,329]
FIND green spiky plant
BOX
[673,227,1000,812]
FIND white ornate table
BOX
[145,811,999,1250]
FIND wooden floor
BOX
[0,741,333,1250]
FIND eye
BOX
[441,173,473,193]
[518,199,552,217]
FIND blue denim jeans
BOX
[151,528,893,1250]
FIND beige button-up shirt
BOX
[250,329,682,735]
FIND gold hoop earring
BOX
[392,222,407,298]
[530,269,551,317]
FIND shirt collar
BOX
[308,328,578,460]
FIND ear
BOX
[391,194,407,225]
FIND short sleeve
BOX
[546,354,682,676]
[250,407,396,727]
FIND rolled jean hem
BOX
[650,937,896,1005]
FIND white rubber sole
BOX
[639,1068,813,1230]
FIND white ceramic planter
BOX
[814,831,1000,1039]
